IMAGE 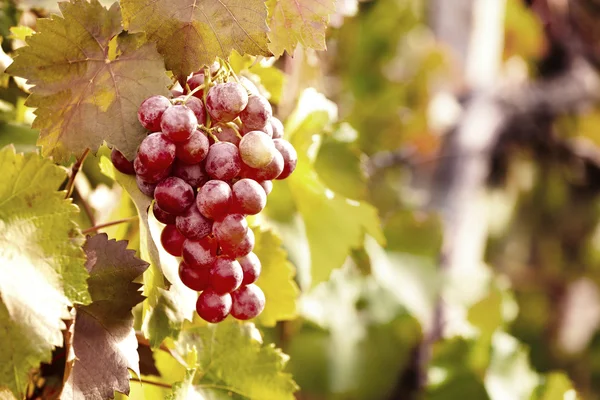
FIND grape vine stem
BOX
[81,216,138,234]
[131,378,172,389]
[64,148,90,199]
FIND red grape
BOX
[187,73,205,98]
[172,160,208,188]
[182,237,217,269]
[179,261,210,291]
[152,201,176,225]
[197,180,232,220]
[171,89,184,97]
[196,290,232,323]
[175,96,206,126]
[238,252,261,285]
[175,205,213,239]
[220,227,255,259]
[137,132,176,171]
[240,150,284,181]
[205,82,248,123]
[258,180,273,195]
[134,156,171,183]
[160,224,186,256]
[175,130,209,164]
[241,121,273,137]
[154,177,195,215]
[160,105,197,142]
[231,179,266,215]
[135,176,157,197]
[270,117,284,139]
[273,139,298,179]
[213,214,248,244]
[138,95,171,131]
[239,76,260,96]
[239,131,276,168]
[214,124,241,146]
[111,149,135,175]
[240,95,272,130]
[204,142,242,180]
[230,284,265,320]
[209,258,243,294]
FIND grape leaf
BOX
[62,234,149,400]
[5,0,171,162]
[121,0,271,82]
[0,145,89,398]
[266,0,336,57]
[253,228,299,326]
[176,322,298,400]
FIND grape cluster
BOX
[110,65,297,323]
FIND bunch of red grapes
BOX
[110,64,297,323]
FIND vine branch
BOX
[64,148,90,199]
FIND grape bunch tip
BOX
[111,61,297,323]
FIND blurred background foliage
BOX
[4,0,600,398]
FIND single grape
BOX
[239,131,277,169]
[258,180,273,195]
[197,180,232,220]
[213,214,248,244]
[134,156,171,183]
[240,151,284,181]
[154,177,195,215]
[187,73,205,98]
[171,89,184,97]
[175,130,209,164]
[152,201,176,225]
[138,95,171,131]
[230,284,265,320]
[205,82,248,123]
[204,142,242,180]
[220,227,255,259]
[136,176,157,197]
[239,76,260,96]
[270,117,284,139]
[238,252,261,285]
[172,160,209,188]
[240,95,272,130]
[111,149,135,175]
[182,237,217,269]
[273,139,298,179]
[160,105,197,142]
[209,258,243,294]
[241,121,273,138]
[231,179,266,215]
[176,205,213,239]
[175,96,206,126]
[137,132,176,171]
[160,224,186,256]
[179,261,210,291]
[196,290,232,323]
[214,124,241,146]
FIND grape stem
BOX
[198,125,219,142]
[180,83,206,104]
[64,148,90,199]
[131,378,172,389]
[81,216,138,234]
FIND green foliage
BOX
[6,0,171,162]
[175,322,298,400]
[121,0,271,82]
[63,233,149,399]
[0,145,89,398]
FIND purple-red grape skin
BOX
[238,252,261,285]
[154,177,195,215]
[175,130,209,164]
[175,96,206,126]
[209,258,243,294]
[136,176,157,197]
[179,261,210,291]
[182,238,217,269]
[273,139,298,180]
[214,124,241,146]
[137,133,176,171]
[138,95,171,132]
[153,201,176,225]
[197,180,232,220]
[213,214,248,245]
[176,205,213,240]
[239,131,276,169]
[134,156,171,183]
[204,142,242,181]
[220,228,255,259]
[230,284,265,320]
[240,151,284,181]
[270,117,284,139]
[205,82,249,123]
[160,105,198,143]
[231,178,267,215]
[196,290,232,323]
[240,95,272,130]
[111,149,135,175]
[172,161,208,188]
[160,224,186,257]
[187,73,205,99]
[258,180,273,195]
